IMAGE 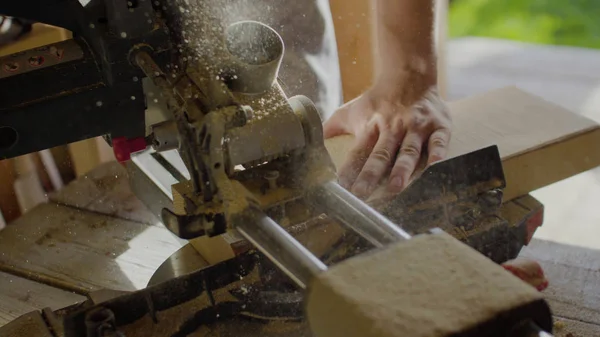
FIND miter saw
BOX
[0,0,553,336]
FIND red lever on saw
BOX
[112,137,147,163]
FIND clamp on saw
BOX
[0,1,553,336]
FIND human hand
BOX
[323,81,451,200]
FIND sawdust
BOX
[0,312,53,337]
[236,88,288,120]
[166,0,283,84]
[551,318,600,337]
[306,232,551,337]
[554,320,566,331]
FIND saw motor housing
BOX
[0,0,337,244]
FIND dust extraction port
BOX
[224,21,284,94]
[0,126,18,150]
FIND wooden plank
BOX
[0,202,185,294]
[520,239,600,327]
[67,138,103,178]
[0,311,53,336]
[0,159,19,223]
[12,154,48,214]
[49,162,157,225]
[0,271,84,327]
[67,137,116,178]
[446,38,600,328]
[325,87,600,203]
[49,145,76,186]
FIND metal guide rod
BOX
[235,208,328,290]
[309,181,411,247]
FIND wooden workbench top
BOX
[0,161,598,336]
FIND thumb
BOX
[323,106,351,139]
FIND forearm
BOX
[372,0,437,86]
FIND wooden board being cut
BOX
[325,86,600,202]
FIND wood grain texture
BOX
[0,160,20,223]
[446,38,600,333]
[552,317,600,337]
[0,202,184,294]
[325,87,600,202]
[1,156,599,333]
[49,145,76,186]
[0,271,83,327]
[521,239,600,327]
[0,311,53,336]
[67,138,104,178]
[49,162,158,225]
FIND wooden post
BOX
[13,155,47,214]
[0,160,20,223]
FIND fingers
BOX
[327,87,451,199]
[337,123,379,189]
[351,130,402,198]
[388,131,424,193]
[427,127,451,165]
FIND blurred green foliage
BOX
[449,0,600,49]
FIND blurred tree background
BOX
[449,0,600,49]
